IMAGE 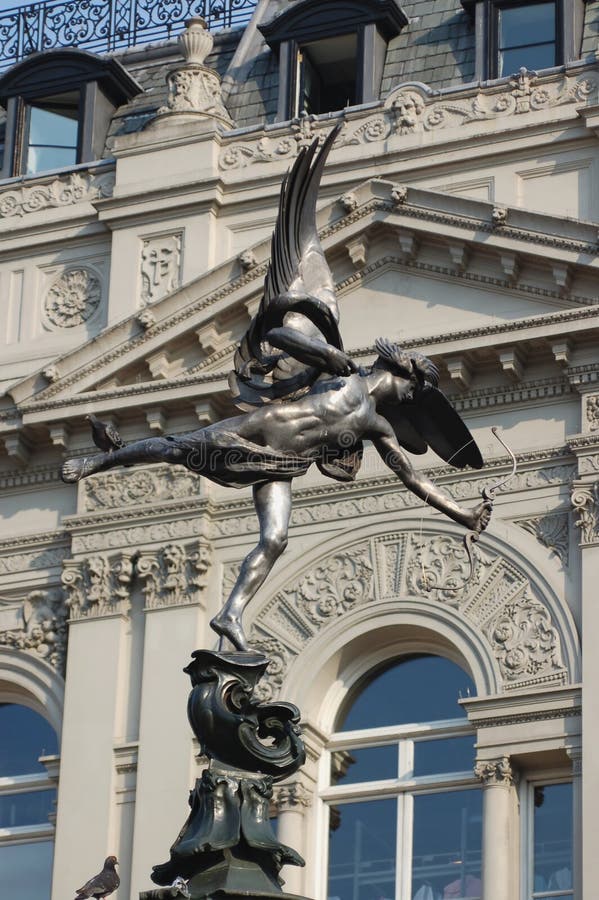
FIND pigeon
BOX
[74,856,120,900]
[86,414,124,452]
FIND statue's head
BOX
[372,338,412,378]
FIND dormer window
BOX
[260,0,408,122]
[297,34,358,115]
[0,49,141,180]
[24,91,80,175]
[462,0,580,80]
[495,2,558,77]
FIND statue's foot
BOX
[210,611,249,652]
[61,456,98,483]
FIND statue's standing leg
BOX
[211,479,292,652]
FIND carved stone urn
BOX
[179,18,213,66]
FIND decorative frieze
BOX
[137,539,212,609]
[0,589,67,673]
[0,170,114,219]
[0,540,68,575]
[218,69,597,169]
[571,480,599,545]
[61,553,134,619]
[517,513,569,566]
[43,267,102,329]
[140,233,182,305]
[474,757,515,786]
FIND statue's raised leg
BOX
[61,436,188,483]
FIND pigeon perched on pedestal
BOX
[74,855,120,900]
[86,415,124,452]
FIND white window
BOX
[0,703,58,900]
[320,655,482,900]
[525,779,573,899]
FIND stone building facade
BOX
[0,1,597,899]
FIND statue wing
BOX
[379,385,484,469]
[229,125,343,409]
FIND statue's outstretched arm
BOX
[370,420,491,534]
[266,327,357,377]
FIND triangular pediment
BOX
[5,178,599,428]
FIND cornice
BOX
[0,529,67,551]
[0,462,62,490]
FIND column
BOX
[475,757,517,900]
[567,747,582,900]
[272,780,313,896]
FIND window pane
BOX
[0,840,54,900]
[0,788,56,827]
[0,704,59,775]
[338,656,474,731]
[25,92,79,175]
[533,783,572,894]
[328,799,396,900]
[412,790,482,899]
[498,43,556,78]
[331,745,398,785]
[414,736,476,777]
[499,4,556,48]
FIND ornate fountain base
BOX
[141,650,308,900]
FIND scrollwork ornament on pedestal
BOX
[571,480,599,545]
[149,651,306,896]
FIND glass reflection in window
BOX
[328,799,396,900]
[0,703,59,775]
[0,840,54,900]
[497,3,557,78]
[532,782,573,898]
[24,92,79,175]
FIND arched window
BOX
[0,703,59,900]
[322,655,482,900]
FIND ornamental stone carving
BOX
[249,530,569,700]
[137,539,212,609]
[61,553,134,619]
[586,395,599,432]
[571,480,599,545]
[517,513,569,566]
[155,19,232,126]
[474,757,515,786]
[218,71,597,169]
[43,267,102,329]
[82,464,204,511]
[0,542,68,575]
[271,780,312,812]
[0,170,114,219]
[140,233,182,305]
[0,589,67,673]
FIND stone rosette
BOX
[43,266,102,329]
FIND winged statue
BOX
[62,126,491,651]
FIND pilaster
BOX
[271,779,313,895]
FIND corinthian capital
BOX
[474,756,515,786]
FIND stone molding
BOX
[62,552,135,619]
[474,756,515,786]
[81,464,204,512]
[137,538,212,610]
[571,480,599,545]
[0,588,67,674]
[248,530,570,701]
[0,535,68,575]
[515,513,569,566]
[0,169,115,220]
[218,69,597,170]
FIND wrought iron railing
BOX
[0,0,258,72]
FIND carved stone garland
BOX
[248,532,569,700]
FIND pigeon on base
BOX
[86,415,124,452]
[74,855,120,900]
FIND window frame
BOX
[318,716,481,900]
[14,87,84,178]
